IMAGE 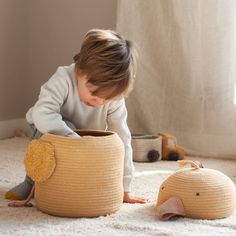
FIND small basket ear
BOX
[24,139,56,183]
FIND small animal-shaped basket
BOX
[156,160,236,220]
[132,134,162,162]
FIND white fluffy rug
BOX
[0,137,236,236]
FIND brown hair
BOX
[73,29,137,100]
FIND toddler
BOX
[5,29,147,204]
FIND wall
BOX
[26,0,117,110]
[0,0,117,122]
[0,0,28,120]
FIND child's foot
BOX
[5,175,34,200]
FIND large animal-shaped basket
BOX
[24,130,124,217]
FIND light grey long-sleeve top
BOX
[26,63,134,192]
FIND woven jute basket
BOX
[132,134,162,162]
[156,160,236,220]
[24,130,124,217]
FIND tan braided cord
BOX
[26,130,124,217]
[157,160,236,219]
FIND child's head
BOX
[74,29,137,107]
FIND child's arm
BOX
[107,99,148,204]
[27,67,79,137]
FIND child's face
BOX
[77,75,108,107]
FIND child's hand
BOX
[123,192,149,204]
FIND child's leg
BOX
[5,125,42,200]
[5,175,34,200]
[5,120,77,200]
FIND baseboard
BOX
[0,118,30,139]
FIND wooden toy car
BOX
[159,133,185,161]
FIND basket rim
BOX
[132,134,160,139]
[42,129,117,140]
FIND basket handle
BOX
[178,160,203,169]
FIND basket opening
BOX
[75,130,114,137]
[132,134,159,140]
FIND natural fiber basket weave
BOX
[156,160,236,220]
[25,130,124,217]
[132,134,162,162]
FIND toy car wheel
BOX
[147,150,160,162]
[167,151,180,161]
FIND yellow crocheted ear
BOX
[24,139,56,183]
